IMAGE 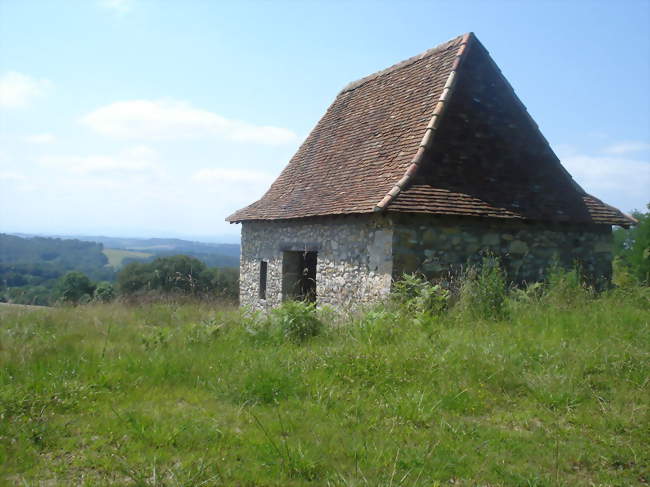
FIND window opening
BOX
[259,261,268,299]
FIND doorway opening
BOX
[282,251,317,302]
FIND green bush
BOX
[93,281,115,303]
[117,255,239,301]
[56,271,95,305]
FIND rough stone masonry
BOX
[239,215,394,310]
[239,214,613,310]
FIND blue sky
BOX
[1,0,648,241]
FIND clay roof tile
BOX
[227,33,634,228]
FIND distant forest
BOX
[0,234,240,305]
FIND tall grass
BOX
[458,256,509,320]
[1,278,648,485]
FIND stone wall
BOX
[239,215,393,310]
[392,215,613,285]
[238,214,614,309]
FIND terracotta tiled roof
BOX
[227,33,635,227]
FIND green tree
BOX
[613,203,650,284]
[94,281,116,302]
[150,255,206,293]
[117,261,154,294]
[117,255,211,296]
[199,266,239,299]
[57,271,95,304]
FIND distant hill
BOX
[11,233,240,254]
[59,235,240,256]
[9,233,241,268]
[0,233,115,305]
[1,233,240,305]
[102,248,153,268]
[92,237,240,268]
[0,234,112,281]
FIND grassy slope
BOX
[0,292,648,485]
[0,303,50,312]
[102,248,152,268]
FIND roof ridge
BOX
[339,32,471,95]
[374,32,474,211]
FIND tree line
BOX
[24,255,238,305]
[612,203,650,285]
[1,234,240,305]
[1,234,114,305]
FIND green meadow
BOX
[102,249,153,268]
[1,281,648,486]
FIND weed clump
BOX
[246,300,324,344]
[543,262,591,307]
[271,300,323,343]
[140,326,172,350]
[349,307,402,344]
[510,281,545,305]
[392,273,449,315]
[458,256,508,321]
[240,364,302,404]
[184,318,224,345]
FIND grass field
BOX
[102,248,153,268]
[0,303,50,313]
[0,283,648,485]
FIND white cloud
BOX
[80,99,298,145]
[560,153,650,212]
[39,146,161,176]
[562,154,649,192]
[0,171,26,182]
[100,0,134,14]
[0,71,51,108]
[604,141,650,155]
[192,168,273,185]
[0,172,35,193]
[25,133,56,144]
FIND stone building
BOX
[227,32,634,309]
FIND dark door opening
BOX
[282,251,317,302]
